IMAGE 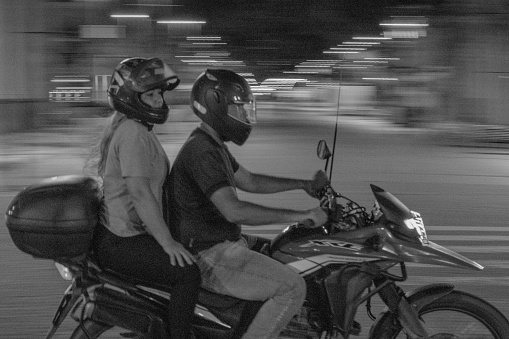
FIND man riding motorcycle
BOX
[167,69,329,338]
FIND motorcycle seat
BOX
[99,266,258,308]
[96,267,174,294]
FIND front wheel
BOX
[371,290,509,339]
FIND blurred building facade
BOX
[396,0,509,125]
[440,0,509,125]
[0,0,508,133]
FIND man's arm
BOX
[210,185,326,226]
[234,165,328,197]
[234,165,306,194]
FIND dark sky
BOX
[176,0,440,63]
[181,0,390,41]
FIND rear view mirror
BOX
[317,140,331,160]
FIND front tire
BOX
[371,290,509,339]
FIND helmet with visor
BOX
[107,57,180,125]
[190,69,256,145]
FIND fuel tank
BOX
[269,224,402,276]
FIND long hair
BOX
[84,111,127,180]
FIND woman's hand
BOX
[125,176,197,267]
[163,238,197,267]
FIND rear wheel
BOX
[371,290,509,339]
[70,320,138,339]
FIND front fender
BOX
[368,283,454,339]
[405,283,454,311]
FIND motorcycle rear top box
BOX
[5,175,102,259]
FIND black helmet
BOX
[190,69,256,145]
[108,57,180,125]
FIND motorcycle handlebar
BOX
[317,184,371,230]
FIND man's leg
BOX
[197,239,306,338]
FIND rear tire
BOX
[370,290,509,339]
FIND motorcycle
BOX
[5,139,509,339]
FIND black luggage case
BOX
[5,175,102,259]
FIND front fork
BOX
[375,278,429,339]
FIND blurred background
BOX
[2,1,509,338]
[0,0,508,133]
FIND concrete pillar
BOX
[0,0,48,133]
[446,0,509,125]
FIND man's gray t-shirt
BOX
[168,127,241,251]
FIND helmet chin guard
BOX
[190,69,256,145]
[107,57,180,125]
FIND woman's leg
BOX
[166,265,201,338]
[94,226,201,339]
[197,239,306,339]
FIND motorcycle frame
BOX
[314,259,446,339]
[46,256,407,339]
[42,184,484,339]
[46,259,172,339]
[41,225,484,339]
[46,276,83,339]
[311,260,395,337]
[46,257,264,339]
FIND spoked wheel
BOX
[371,290,509,339]
[69,319,138,339]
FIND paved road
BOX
[1,115,509,338]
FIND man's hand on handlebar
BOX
[300,206,328,228]
[304,170,329,198]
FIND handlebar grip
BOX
[298,219,315,228]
